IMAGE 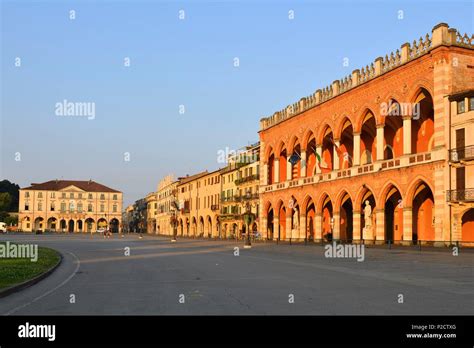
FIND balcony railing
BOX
[235,174,260,186]
[262,150,437,194]
[449,145,474,162]
[447,188,474,202]
[219,214,242,221]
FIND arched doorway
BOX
[360,110,376,164]
[321,195,333,241]
[321,126,334,173]
[268,152,275,184]
[359,188,376,240]
[97,218,107,231]
[306,134,317,176]
[47,217,57,231]
[339,118,354,169]
[34,217,44,231]
[68,220,75,233]
[290,141,301,179]
[384,100,404,159]
[340,193,353,242]
[412,89,434,153]
[306,200,315,241]
[85,218,95,233]
[207,216,212,237]
[412,182,434,243]
[110,218,119,233]
[60,219,67,232]
[199,217,204,237]
[267,207,274,240]
[461,209,474,243]
[77,220,83,232]
[384,186,403,242]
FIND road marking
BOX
[5,252,81,315]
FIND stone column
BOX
[353,132,361,166]
[286,158,292,181]
[263,163,268,185]
[376,125,385,161]
[314,213,322,241]
[353,210,361,243]
[299,213,307,240]
[375,209,385,244]
[403,116,412,155]
[286,213,292,240]
[273,215,279,241]
[332,212,340,240]
[333,139,340,171]
[300,150,307,177]
[315,145,322,174]
[274,158,280,183]
[402,207,413,245]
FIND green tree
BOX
[5,215,18,226]
[0,192,12,212]
[0,180,20,212]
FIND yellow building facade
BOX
[156,174,179,236]
[19,180,123,233]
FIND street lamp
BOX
[170,190,179,242]
[240,190,256,249]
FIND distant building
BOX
[156,174,179,236]
[18,179,122,233]
[220,142,260,238]
[146,192,157,233]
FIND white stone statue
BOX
[364,200,372,228]
[292,209,299,230]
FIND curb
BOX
[0,249,63,298]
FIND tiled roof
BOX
[22,180,121,193]
[177,171,208,185]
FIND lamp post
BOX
[170,190,178,242]
[240,190,256,249]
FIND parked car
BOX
[0,222,6,233]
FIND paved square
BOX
[0,234,472,315]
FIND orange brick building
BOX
[258,23,474,246]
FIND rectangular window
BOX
[100,204,105,212]
[38,192,43,198]
[25,204,29,211]
[469,97,474,111]
[62,193,66,198]
[70,193,74,199]
[100,194,105,200]
[51,192,55,198]
[61,203,66,212]
[457,100,465,114]
[78,204,83,213]
[113,194,117,200]
[50,203,55,211]
[88,193,93,199]
[88,204,93,212]
[113,205,117,213]
[25,192,30,198]
[78,193,83,199]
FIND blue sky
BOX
[1,0,473,207]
